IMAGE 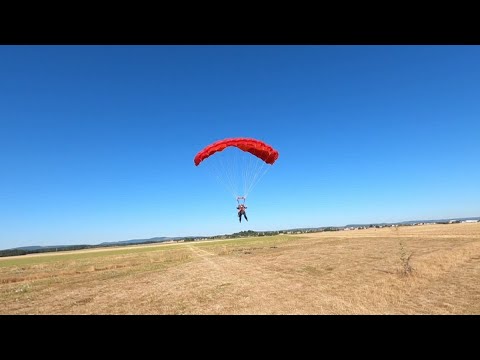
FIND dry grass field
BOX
[1,223,479,314]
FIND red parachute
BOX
[194,137,279,200]
[194,138,279,166]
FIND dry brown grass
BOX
[1,223,479,314]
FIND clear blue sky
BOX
[1,45,479,250]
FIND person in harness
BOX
[237,203,248,223]
[236,196,248,223]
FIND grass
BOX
[1,223,479,314]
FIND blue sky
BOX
[1,45,479,249]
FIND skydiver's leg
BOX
[245,213,248,221]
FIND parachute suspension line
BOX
[207,149,237,199]
[220,148,240,199]
[241,146,252,199]
[230,146,258,200]
[242,141,270,198]
[243,145,256,198]
[219,145,266,200]
[245,162,271,197]
[237,148,245,197]
[242,142,270,198]
[225,147,236,198]
[220,147,248,200]
[242,147,250,198]
[219,149,233,197]
[235,146,243,197]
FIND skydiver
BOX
[237,204,248,223]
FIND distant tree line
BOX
[0,244,100,258]
[0,243,136,258]
[3,219,476,258]
[1,228,345,257]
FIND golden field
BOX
[1,223,479,314]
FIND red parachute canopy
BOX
[194,138,279,166]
